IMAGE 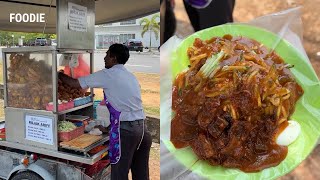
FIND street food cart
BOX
[0,0,158,179]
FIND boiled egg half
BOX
[276,120,301,146]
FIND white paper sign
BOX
[68,2,87,32]
[25,115,54,145]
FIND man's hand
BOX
[58,71,82,89]
[58,71,65,81]
[94,125,108,134]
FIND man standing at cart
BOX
[59,44,152,180]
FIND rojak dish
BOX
[171,35,303,172]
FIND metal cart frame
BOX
[0,46,109,165]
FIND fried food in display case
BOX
[6,53,53,110]
[171,35,304,172]
[6,52,91,111]
[58,78,85,101]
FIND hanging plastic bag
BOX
[64,54,90,79]
[160,7,320,180]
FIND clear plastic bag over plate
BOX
[160,7,320,180]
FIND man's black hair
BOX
[109,44,130,64]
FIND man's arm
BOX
[58,72,82,89]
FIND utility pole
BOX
[11,34,14,47]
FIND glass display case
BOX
[1,47,108,164]
[4,48,93,113]
[6,52,53,110]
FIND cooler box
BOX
[74,96,92,106]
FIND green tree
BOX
[139,14,160,51]
[49,34,57,39]
[0,31,56,46]
[0,31,10,46]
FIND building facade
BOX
[95,13,160,49]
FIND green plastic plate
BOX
[163,24,320,180]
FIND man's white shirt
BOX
[79,64,145,121]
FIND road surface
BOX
[94,51,159,73]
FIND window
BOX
[119,34,135,43]
[103,23,113,26]
[96,34,121,49]
[120,20,136,25]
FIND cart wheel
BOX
[11,171,43,180]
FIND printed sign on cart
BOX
[25,115,54,145]
[68,2,87,32]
